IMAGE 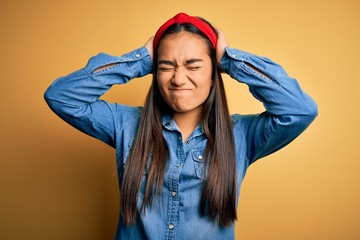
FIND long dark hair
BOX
[120,19,237,227]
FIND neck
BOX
[172,108,202,141]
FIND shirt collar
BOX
[162,113,176,130]
[162,113,204,138]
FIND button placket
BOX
[165,141,184,240]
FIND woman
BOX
[45,12,317,240]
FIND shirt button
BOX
[171,191,176,197]
[135,53,141,58]
[198,155,203,160]
[186,140,191,144]
[176,163,181,167]
[168,224,174,230]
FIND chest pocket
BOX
[191,149,208,180]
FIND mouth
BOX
[169,88,192,91]
[169,89,193,95]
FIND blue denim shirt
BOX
[44,46,317,240]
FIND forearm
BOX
[44,47,152,108]
[220,47,318,117]
[43,47,151,146]
[223,47,318,163]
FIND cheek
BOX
[156,72,171,86]
[201,84,212,100]
[203,78,214,99]
[197,71,213,93]
[156,73,165,88]
[156,77,169,99]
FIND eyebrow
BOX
[158,60,176,66]
[185,59,203,65]
[158,58,204,66]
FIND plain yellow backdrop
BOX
[1,0,359,239]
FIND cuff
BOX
[86,46,152,76]
[219,47,251,74]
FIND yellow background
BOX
[1,0,359,239]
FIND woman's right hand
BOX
[144,36,154,62]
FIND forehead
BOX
[157,31,209,60]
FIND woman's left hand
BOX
[216,29,229,67]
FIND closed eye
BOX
[187,66,202,71]
[158,67,175,72]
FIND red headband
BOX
[153,13,217,50]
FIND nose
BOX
[171,66,187,86]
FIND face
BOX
[156,31,213,115]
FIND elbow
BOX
[44,85,57,108]
[294,100,318,130]
[306,99,319,122]
[44,75,66,105]
[44,81,65,114]
[43,87,51,103]
[43,87,71,120]
[278,100,318,132]
[293,100,318,131]
[44,88,58,116]
[44,75,67,108]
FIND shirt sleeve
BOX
[44,47,152,147]
[221,47,318,164]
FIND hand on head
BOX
[144,36,154,62]
[145,28,228,70]
[215,28,229,66]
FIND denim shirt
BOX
[44,46,318,240]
